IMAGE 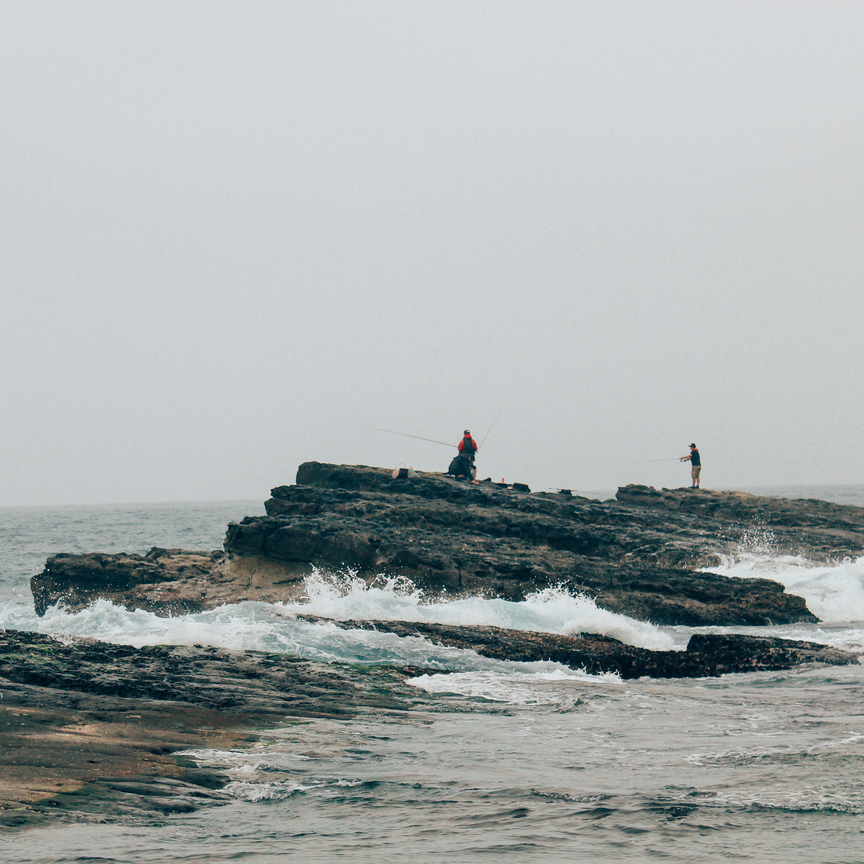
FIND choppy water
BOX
[3,491,864,862]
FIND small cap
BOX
[690,443,696,448]
[464,430,471,435]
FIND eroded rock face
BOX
[31,462,864,626]
[615,484,864,558]
[30,547,311,617]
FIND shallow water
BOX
[2,493,864,861]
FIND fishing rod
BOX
[629,458,683,463]
[479,405,504,450]
[364,426,455,449]
[369,410,504,452]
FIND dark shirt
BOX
[690,448,701,467]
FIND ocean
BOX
[2,489,864,862]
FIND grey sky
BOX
[1,1,862,505]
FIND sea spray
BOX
[409,668,622,706]
[273,569,677,651]
[705,554,864,625]
[0,569,675,675]
[9,561,864,663]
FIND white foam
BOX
[274,570,676,650]
[408,668,621,705]
[221,780,315,801]
[3,568,675,653]
[1,596,609,675]
[705,554,864,625]
[174,747,366,802]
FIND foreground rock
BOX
[2,620,857,831]
[0,628,435,831]
[35,462,864,627]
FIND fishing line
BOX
[364,426,455,449]
[367,409,504,452]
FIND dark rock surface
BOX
[33,461,864,627]
[0,628,435,831]
[615,484,864,558]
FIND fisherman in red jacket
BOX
[456,429,478,481]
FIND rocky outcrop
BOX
[0,628,421,718]
[33,461,864,626]
[224,469,813,626]
[615,484,864,559]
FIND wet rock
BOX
[1,620,856,831]
[0,628,436,831]
[615,484,864,559]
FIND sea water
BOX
[2,491,864,862]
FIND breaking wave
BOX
[704,554,864,625]
[0,569,675,676]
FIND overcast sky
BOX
[1,1,862,506]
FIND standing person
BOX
[457,429,478,481]
[680,443,701,489]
